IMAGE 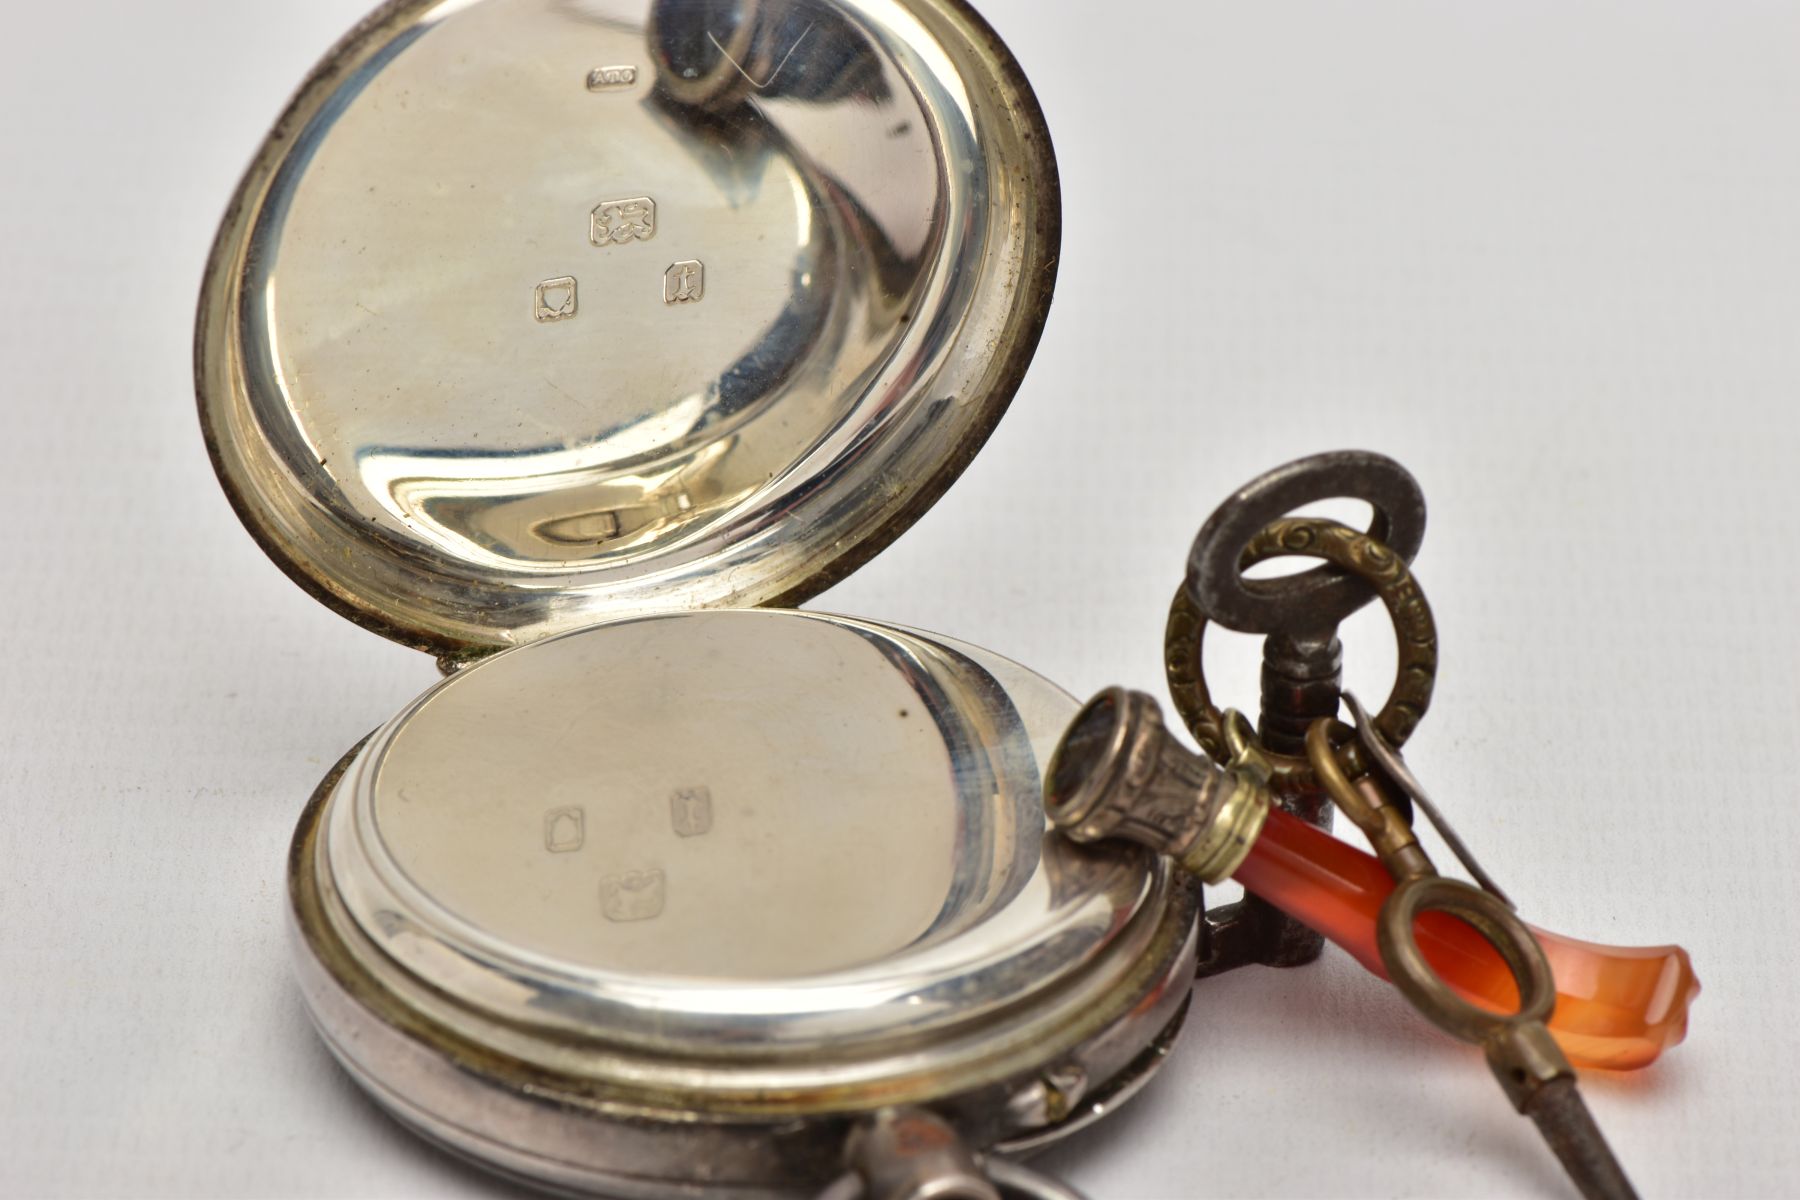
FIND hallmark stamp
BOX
[533,276,578,323]
[591,197,656,247]
[601,869,666,923]
[670,787,714,838]
[543,805,585,853]
[586,65,639,91]
[664,260,704,304]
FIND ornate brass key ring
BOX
[1168,506,1563,1058]
[1165,516,1438,795]
[1044,451,1688,1199]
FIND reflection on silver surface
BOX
[320,610,1156,1057]
[198,0,1059,653]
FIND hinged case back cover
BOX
[196,0,1061,657]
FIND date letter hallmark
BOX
[534,276,578,323]
[543,805,585,853]
[601,869,666,923]
[670,787,714,838]
[591,196,656,247]
[586,65,639,91]
[664,260,704,305]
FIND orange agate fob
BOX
[1233,808,1699,1070]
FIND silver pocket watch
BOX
[197,0,1196,1195]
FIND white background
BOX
[2,1,1797,1197]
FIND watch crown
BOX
[1045,688,1270,884]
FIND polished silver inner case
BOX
[198,0,1059,655]
[295,612,1198,1195]
[321,611,1155,1056]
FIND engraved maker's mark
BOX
[586,65,638,91]
[664,260,704,305]
[591,197,656,247]
[543,806,585,852]
[601,870,666,923]
[706,22,814,90]
[670,787,714,837]
[534,277,577,323]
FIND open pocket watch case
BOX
[197,1,1201,1195]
